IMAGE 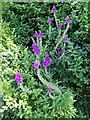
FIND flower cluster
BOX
[48,18,52,25]
[46,87,53,93]
[63,37,68,42]
[32,43,40,55]
[34,32,44,38]
[52,6,56,12]
[66,17,72,23]
[15,71,23,83]
[62,49,66,53]
[58,23,62,29]
[42,56,51,68]
[32,56,51,70]
[32,60,40,70]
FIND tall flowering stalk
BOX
[53,22,70,51]
[15,5,72,100]
[48,17,52,39]
[31,6,72,99]
[51,6,72,52]
[52,6,58,27]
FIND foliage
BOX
[0,21,76,119]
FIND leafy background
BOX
[0,2,90,119]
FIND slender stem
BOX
[48,24,51,39]
[40,38,42,49]
[19,83,33,93]
[49,93,55,99]
[37,69,61,93]
[54,12,58,27]
[45,67,48,74]
[54,13,61,35]
[59,43,66,59]
[58,29,61,36]
[19,83,26,91]
[37,38,39,46]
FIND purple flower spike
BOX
[32,43,40,55]
[34,31,39,38]
[66,17,72,23]
[63,37,68,42]
[45,56,51,61]
[57,23,62,29]
[62,49,66,53]
[39,32,44,38]
[34,32,44,38]
[15,72,23,83]
[48,18,52,25]
[32,60,40,70]
[42,55,51,67]
[52,6,56,12]
[46,87,53,93]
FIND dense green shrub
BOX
[0,20,77,119]
[2,2,89,44]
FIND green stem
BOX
[54,13,61,35]
[37,69,61,93]
[19,83,33,93]
[54,12,58,27]
[19,83,26,91]
[48,24,51,39]
[45,67,48,74]
[37,38,39,46]
[49,93,55,99]
[59,43,66,59]
[40,38,42,50]
[53,23,69,51]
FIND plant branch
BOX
[53,23,69,51]
[37,69,61,93]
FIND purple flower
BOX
[66,17,72,23]
[57,23,62,29]
[52,6,56,12]
[38,32,44,38]
[32,60,40,70]
[46,87,53,93]
[48,18,52,25]
[62,49,66,53]
[34,31,39,38]
[58,58,61,62]
[15,72,23,83]
[34,32,44,38]
[32,43,40,55]
[42,55,51,67]
[63,37,68,42]
[45,56,51,61]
